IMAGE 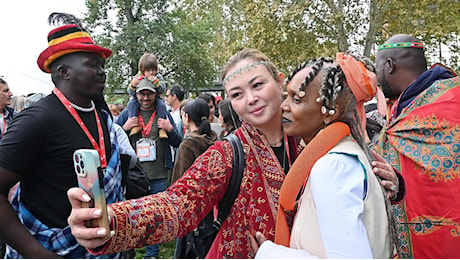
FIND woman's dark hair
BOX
[218,99,241,131]
[184,98,211,136]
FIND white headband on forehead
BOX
[223,60,274,86]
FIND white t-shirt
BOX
[170,108,181,128]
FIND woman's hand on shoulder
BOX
[371,150,399,200]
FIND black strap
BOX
[214,133,245,229]
[119,153,131,187]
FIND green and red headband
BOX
[378,42,424,51]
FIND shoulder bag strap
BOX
[214,133,245,229]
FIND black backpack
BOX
[175,133,245,258]
[120,154,151,199]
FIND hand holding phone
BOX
[73,149,110,240]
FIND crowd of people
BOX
[0,11,459,259]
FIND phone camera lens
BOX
[75,155,79,163]
[80,160,85,169]
[76,165,81,173]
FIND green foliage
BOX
[379,0,460,72]
[240,0,329,73]
[181,0,336,77]
[82,0,460,99]
[83,0,218,97]
[133,240,176,258]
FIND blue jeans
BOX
[144,178,169,258]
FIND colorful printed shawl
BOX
[375,76,460,258]
[91,122,298,259]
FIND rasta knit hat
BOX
[37,13,112,73]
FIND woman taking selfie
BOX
[68,49,298,258]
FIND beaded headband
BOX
[223,61,273,85]
[378,42,424,51]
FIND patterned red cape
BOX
[375,77,460,258]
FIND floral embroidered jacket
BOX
[91,122,298,258]
[375,76,460,258]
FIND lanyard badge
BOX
[136,138,156,162]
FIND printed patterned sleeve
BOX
[90,141,234,255]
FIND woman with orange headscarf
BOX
[250,53,399,258]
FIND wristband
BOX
[151,76,161,88]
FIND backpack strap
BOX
[214,133,245,230]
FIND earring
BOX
[321,106,327,115]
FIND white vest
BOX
[289,137,391,258]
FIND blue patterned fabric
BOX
[6,110,122,258]
[0,106,17,141]
[396,65,453,117]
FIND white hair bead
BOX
[321,106,327,115]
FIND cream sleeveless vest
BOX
[289,136,391,258]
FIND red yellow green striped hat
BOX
[37,24,112,73]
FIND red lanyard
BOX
[284,133,292,169]
[138,110,157,138]
[1,111,5,138]
[53,88,107,168]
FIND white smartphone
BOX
[73,149,110,239]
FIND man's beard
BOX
[379,77,398,99]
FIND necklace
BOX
[270,135,284,147]
[282,141,287,173]
[69,100,95,112]
[271,140,282,147]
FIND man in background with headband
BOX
[374,34,460,258]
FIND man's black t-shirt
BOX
[0,94,111,228]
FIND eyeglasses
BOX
[136,91,155,98]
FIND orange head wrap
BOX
[335,53,378,137]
